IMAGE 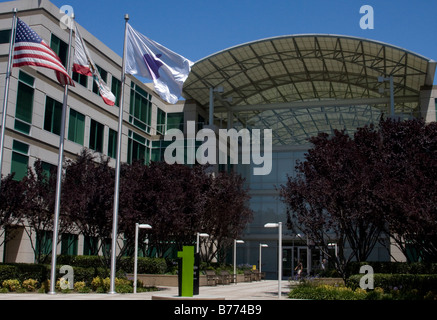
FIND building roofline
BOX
[195,33,434,64]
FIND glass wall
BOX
[235,148,308,279]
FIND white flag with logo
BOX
[125,23,193,104]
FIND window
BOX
[72,71,88,87]
[107,128,118,159]
[83,236,99,256]
[89,119,104,153]
[68,109,85,145]
[111,76,121,107]
[36,231,52,257]
[156,108,166,134]
[14,71,35,135]
[44,96,63,135]
[198,114,205,131]
[167,112,184,131]
[127,130,148,164]
[61,233,78,256]
[92,65,108,94]
[11,140,29,181]
[0,29,11,44]
[50,34,68,67]
[41,161,56,181]
[129,83,152,133]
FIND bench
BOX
[205,270,218,286]
[218,270,231,285]
[243,270,253,282]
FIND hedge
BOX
[289,281,367,300]
[346,262,437,275]
[0,255,168,285]
[0,264,48,283]
[347,273,437,296]
[56,255,167,274]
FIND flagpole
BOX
[48,14,75,295]
[109,13,129,294]
[0,8,17,189]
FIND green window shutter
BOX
[61,234,78,256]
[127,130,148,164]
[36,231,52,257]
[15,82,34,123]
[11,152,28,181]
[11,140,29,181]
[129,84,152,133]
[83,236,98,256]
[50,34,68,67]
[107,128,117,159]
[89,119,104,152]
[72,71,88,87]
[111,77,121,107]
[18,71,35,86]
[93,65,108,94]
[15,72,35,135]
[167,113,184,130]
[157,108,166,134]
[44,96,63,135]
[68,109,85,145]
[0,29,11,44]
[12,140,29,154]
[41,161,56,181]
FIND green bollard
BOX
[177,246,194,297]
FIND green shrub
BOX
[90,276,133,293]
[56,255,168,274]
[2,279,21,292]
[0,265,18,283]
[22,279,39,292]
[0,264,49,284]
[346,262,437,275]
[348,273,437,296]
[289,281,366,300]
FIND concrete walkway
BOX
[0,280,294,300]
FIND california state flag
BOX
[73,25,116,106]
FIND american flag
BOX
[13,18,74,86]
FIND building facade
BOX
[1,0,436,279]
[0,0,207,263]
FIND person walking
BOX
[295,261,303,280]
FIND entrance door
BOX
[282,247,293,278]
[282,246,323,279]
[295,246,307,277]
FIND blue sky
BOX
[50,0,437,79]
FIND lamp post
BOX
[264,222,282,298]
[259,244,268,274]
[233,239,244,284]
[378,75,395,118]
[328,242,338,259]
[196,232,209,254]
[134,223,152,294]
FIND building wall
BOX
[0,0,188,263]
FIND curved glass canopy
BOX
[183,34,436,145]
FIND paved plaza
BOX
[0,280,292,300]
